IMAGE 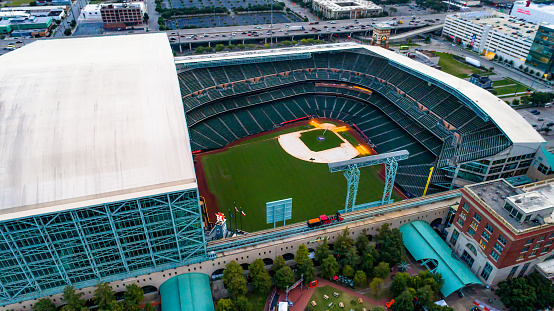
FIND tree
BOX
[282,40,292,46]
[299,257,316,284]
[64,29,72,36]
[123,284,144,311]
[370,277,383,296]
[334,227,354,258]
[61,286,86,311]
[416,285,435,306]
[32,298,56,311]
[272,255,287,272]
[375,223,405,266]
[274,266,295,289]
[343,265,355,278]
[321,255,339,279]
[389,7,397,15]
[427,305,454,311]
[223,261,247,298]
[353,270,367,287]
[30,1,38,5]
[143,13,149,23]
[526,272,554,310]
[237,44,246,50]
[359,252,375,277]
[205,46,213,53]
[70,20,76,28]
[247,44,255,49]
[356,230,371,255]
[391,272,410,297]
[93,282,115,310]
[234,296,253,311]
[512,98,520,106]
[392,290,414,311]
[315,237,331,262]
[195,46,205,54]
[425,35,431,44]
[217,298,235,311]
[264,44,270,48]
[215,44,225,51]
[341,247,359,268]
[373,307,386,311]
[408,38,412,44]
[296,244,310,267]
[497,272,554,311]
[373,262,390,279]
[249,259,272,294]
[143,303,156,311]
[107,302,124,311]
[227,44,235,50]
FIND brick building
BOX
[445,179,554,285]
[100,2,144,29]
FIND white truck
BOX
[465,56,481,67]
[289,26,305,31]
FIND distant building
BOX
[0,16,52,34]
[525,24,554,78]
[469,74,493,89]
[527,147,554,182]
[511,1,554,25]
[445,179,554,285]
[99,2,145,29]
[81,4,102,21]
[312,0,382,19]
[415,50,440,65]
[0,6,65,21]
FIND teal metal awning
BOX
[399,221,482,297]
[160,273,215,311]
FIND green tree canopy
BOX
[353,270,367,287]
[195,46,205,54]
[143,303,156,311]
[234,296,253,311]
[355,229,371,255]
[392,290,414,311]
[370,277,383,296]
[32,298,56,311]
[123,284,144,311]
[321,255,339,279]
[497,272,553,311]
[416,285,435,307]
[334,227,354,258]
[272,255,287,272]
[217,298,234,311]
[299,257,316,284]
[315,237,331,262]
[359,252,375,277]
[249,259,272,294]
[375,223,405,266]
[237,44,246,50]
[391,272,410,297]
[374,262,390,279]
[223,261,248,298]
[341,246,359,269]
[343,265,355,278]
[274,266,295,289]
[94,282,115,310]
[296,244,310,267]
[215,44,225,51]
[61,286,87,311]
[227,44,236,50]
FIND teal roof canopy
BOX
[541,146,554,169]
[399,221,482,297]
[160,273,215,311]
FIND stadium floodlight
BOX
[329,150,409,213]
[266,198,293,228]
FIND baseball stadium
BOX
[0,33,545,308]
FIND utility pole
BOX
[270,3,273,46]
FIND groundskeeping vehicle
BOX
[307,212,343,228]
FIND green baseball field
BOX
[200,124,400,232]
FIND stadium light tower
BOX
[329,150,409,213]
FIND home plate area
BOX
[278,123,364,163]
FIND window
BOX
[524,215,532,222]
[467,243,477,255]
[498,235,507,245]
[526,238,534,245]
[462,203,470,212]
[547,241,552,246]
[468,228,476,237]
[450,229,460,246]
[482,231,491,241]
[539,235,546,242]
[470,221,479,230]
[494,243,503,254]
[480,262,493,281]
[462,250,475,268]
[521,246,529,253]
[542,247,549,254]
[457,218,464,228]
[479,239,487,249]
[485,223,494,233]
[491,250,500,261]
[474,213,481,222]
[460,210,467,220]
[517,254,525,260]
[534,243,542,250]
[550,233,554,239]
[518,263,530,277]
[507,266,519,279]
[530,250,537,257]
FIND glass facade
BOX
[525,25,554,76]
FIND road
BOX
[280,0,318,22]
[53,0,88,37]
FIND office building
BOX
[525,24,554,78]
[100,2,145,29]
[0,16,52,34]
[511,1,554,25]
[312,0,382,19]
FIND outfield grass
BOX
[339,131,360,148]
[300,129,344,152]
[308,286,377,311]
[201,126,399,232]
[435,52,487,79]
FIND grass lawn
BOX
[364,284,393,301]
[435,52,487,79]
[492,79,516,87]
[246,291,267,310]
[339,131,360,148]
[300,129,344,152]
[201,126,399,232]
[492,78,532,96]
[308,286,376,311]
[4,0,34,6]
[391,43,420,47]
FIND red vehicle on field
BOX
[307,212,343,228]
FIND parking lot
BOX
[164,0,275,9]
[518,106,554,147]
[167,13,299,30]
[73,22,104,36]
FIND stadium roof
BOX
[175,43,544,147]
[0,34,197,221]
